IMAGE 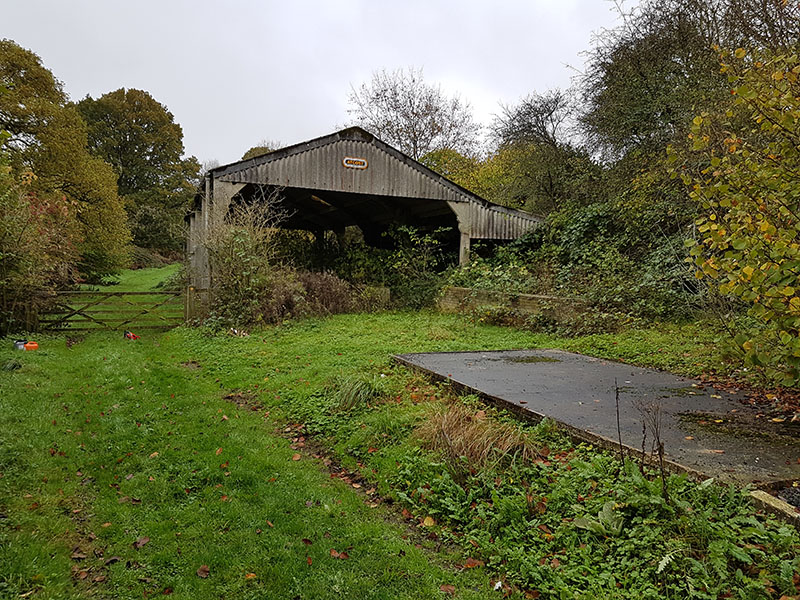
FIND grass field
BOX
[81,264,181,292]
[2,312,797,599]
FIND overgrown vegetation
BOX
[679,47,800,386]
[258,315,800,598]
[407,0,800,386]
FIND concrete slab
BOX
[394,349,800,486]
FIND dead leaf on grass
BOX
[196,565,210,578]
[71,548,87,560]
[216,448,223,456]
[292,454,301,461]
[133,537,150,549]
[440,584,456,596]
[464,557,484,568]
[422,516,435,527]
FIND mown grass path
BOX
[1,314,549,599]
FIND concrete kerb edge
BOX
[391,354,800,528]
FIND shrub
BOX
[129,246,171,269]
[383,225,450,309]
[296,271,353,316]
[679,47,800,385]
[0,165,79,335]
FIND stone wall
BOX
[438,287,586,321]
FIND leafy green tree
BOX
[77,88,200,251]
[679,47,800,385]
[0,39,129,279]
[241,140,281,160]
[419,148,479,188]
[580,0,798,161]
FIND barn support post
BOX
[459,232,471,265]
[186,175,245,308]
[447,201,473,265]
[186,175,212,290]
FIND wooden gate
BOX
[36,291,184,332]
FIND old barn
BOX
[186,127,541,288]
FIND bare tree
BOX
[494,89,575,149]
[347,67,481,160]
[200,159,220,177]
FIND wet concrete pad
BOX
[395,349,800,485]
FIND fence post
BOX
[185,286,195,321]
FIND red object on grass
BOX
[124,331,140,340]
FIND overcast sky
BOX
[3,1,629,165]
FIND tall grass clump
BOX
[328,374,387,412]
[417,400,544,476]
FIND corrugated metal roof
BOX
[211,127,541,231]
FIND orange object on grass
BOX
[23,341,38,351]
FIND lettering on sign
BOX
[342,157,368,170]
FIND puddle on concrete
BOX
[502,356,562,364]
